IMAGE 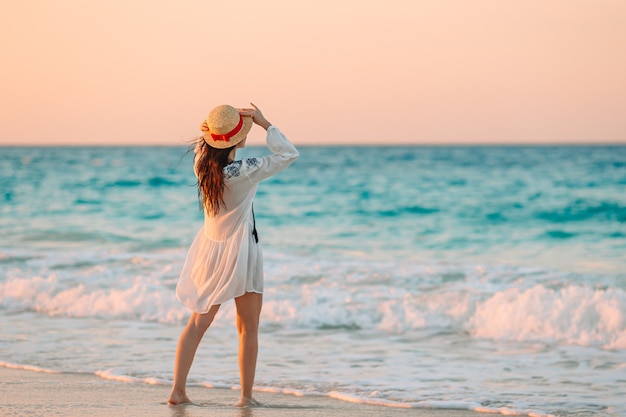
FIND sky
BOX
[1,0,625,146]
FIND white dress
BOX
[176,126,299,313]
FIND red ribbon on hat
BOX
[210,115,244,142]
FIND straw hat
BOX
[201,105,253,149]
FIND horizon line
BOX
[1,141,626,148]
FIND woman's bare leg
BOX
[168,305,220,405]
[234,292,263,406]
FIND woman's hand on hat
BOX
[238,103,272,131]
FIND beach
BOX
[1,367,486,417]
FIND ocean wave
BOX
[147,176,178,187]
[353,205,440,217]
[105,179,142,187]
[544,230,577,239]
[3,260,623,350]
[470,284,626,349]
[16,230,133,245]
[74,198,102,205]
[0,361,61,374]
[0,274,187,324]
[535,200,626,223]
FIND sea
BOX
[1,144,625,417]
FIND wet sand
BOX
[0,367,488,417]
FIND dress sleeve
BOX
[243,126,299,183]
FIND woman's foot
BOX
[236,396,261,407]
[168,388,192,405]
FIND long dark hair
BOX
[193,139,236,216]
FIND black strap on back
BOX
[252,205,259,243]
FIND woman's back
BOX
[202,160,259,242]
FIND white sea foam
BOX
[1,253,625,351]
[0,273,188,324]
[94,368,138,383]
[1,248,623,417]
[0,361,61,374]
[474,406,555,417]
[94,369,169,386]
[470,284,626,349]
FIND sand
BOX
[0,367,487,417]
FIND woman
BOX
[168,103,299,407]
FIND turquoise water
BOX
[1,145,625,416]
[3,145,625,271]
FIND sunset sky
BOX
[1,0,625,146]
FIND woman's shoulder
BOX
[224,158,262,180]
[224,160,243,180]
[242,157,261,170]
